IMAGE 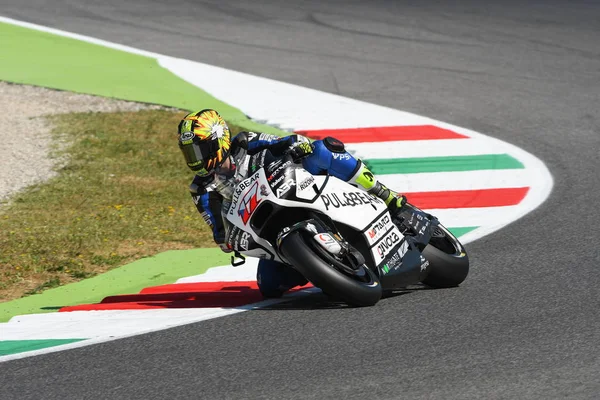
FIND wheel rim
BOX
[302,232,377,285]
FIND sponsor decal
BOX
[332,152,351,160]
[377,230,400,258]
[179,131,195,144]
[227,227,253,252]
[407,212,430,236]
[230,172,261,215]
[398,240,409,259]
[270,173,289,188]
[365,213,393,245]
[313,233,342,255]
[227,227,239,248]
[237,181,262,224]
[419,255,430,272]
[247,131,258,140]
[316,233,336,245]
[188,160,203,168]
[266,159,282,176]
[239,232,251,251]
[321,191,383,211]
[200,211,212,225]
[380,240,410,273]
[298,176,315,191]
[260,184,269,196]
[227,226,239,249]
[362,171,374,182]
[381,254,399,274]
[276,179,296,197]
[371,227,402,264]
[267,160,292,182]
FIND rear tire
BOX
[421,224,469,288]
[279,231,382,306]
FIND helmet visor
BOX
[179,135,220,173]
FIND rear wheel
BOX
[279,231,382,306]
[421,224,469,288]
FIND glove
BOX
[287,142,314,162]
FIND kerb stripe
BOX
[365,154,524,174]
[296,125,468,142]
[405,187,530,209]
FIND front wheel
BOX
[279,231,382,307]
[421,224,470,288]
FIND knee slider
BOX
[323,136,345,153]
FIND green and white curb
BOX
[0,16,553,361]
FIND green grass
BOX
[0,109,242,301]
[0,22,289,135]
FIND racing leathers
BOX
[189,131,403,297]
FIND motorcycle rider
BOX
[178,109,408,298]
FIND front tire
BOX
[421,224,470,288]
[279,231,382,306]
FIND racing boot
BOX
[348,161,408,217]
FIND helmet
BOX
[178,109,231,176]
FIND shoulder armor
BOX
[231,132,249,150]
[323,136,345,153]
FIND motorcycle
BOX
[224,149,469,306]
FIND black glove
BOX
[287,142,314,162]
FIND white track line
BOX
[176,259,259,283]
[426,206,519,227]
[1,309,246,340]
[346,139,513,159]
[158,57,432,130]
[382,169,532,193]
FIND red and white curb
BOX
[0,259,317,361]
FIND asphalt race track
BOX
[1,1,599,398]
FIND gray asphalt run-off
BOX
[1,1,599,399]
